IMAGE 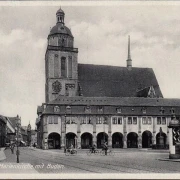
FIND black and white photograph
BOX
[0,1,180,179]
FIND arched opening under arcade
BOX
[112,132,123,148]
[156,132,167,149]
[97,132,108,148]
[142,131,152,148]
[66,132,77,149]
[81,132,93,149]
[127,132,138,148]
[48,132,61,149]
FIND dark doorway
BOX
[142,131,152,148]
[48,133,61,149]
[66,132,77,148]
[156,132,166,148]
[81,133,93,149]
[127,132,138,148]
[97,132,108,148]
[112,132,123,148]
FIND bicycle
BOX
[100,149,115,156]
[86,149,99,155]
[65,149,77,156]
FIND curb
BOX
[157,158,180,162]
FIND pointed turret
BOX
[127,35,132,70]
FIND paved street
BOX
[1,147,180,174]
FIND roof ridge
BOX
[78,63,152,69]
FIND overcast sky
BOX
[0,3,180,128]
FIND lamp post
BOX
[103,118,105,143]
[16,119,21,163]
[64,114,66,153]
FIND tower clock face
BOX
[52,81,62,93]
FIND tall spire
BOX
[128,35,131,60]
[127,35,132,70]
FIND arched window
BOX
[61,57,66,77]
[62,38,65,47]
[54,54,59,77]
[68,56,72,78]
[58,38,61,46]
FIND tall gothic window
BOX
[54,116,58,124]
[68,56,72,78]
[54,54,59,77]
[112,117,117,124]
[128,117,132,124]
[61,57,66,77]
[48,116,53,124]
[133,117,137,124]
[157,117,161,124]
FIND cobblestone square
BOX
[2,147,180,175]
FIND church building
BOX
[36,8,180,150]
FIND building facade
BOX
[8,115,24,146]
[36,8,180,150]
[27,123,31,146]
[0,115,7,147]
[31,129,37,146]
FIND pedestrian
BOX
[10,144,14,154]
[70,144,74,154]
[92,144,96,153]
[104,142,108,155]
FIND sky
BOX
[0,2,180,128]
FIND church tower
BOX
[45,7,79,103]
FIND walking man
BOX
[104,142,108,155]
[10,144,14,154]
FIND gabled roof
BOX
[0,115,7,123]
[137,87,151,97]
[78,64,163,98]
[0,115,7,124]
[21,126,27,131]
[8,116,21,129]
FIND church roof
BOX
[78,64,163,98]
[56,7,64,14]
[49,23,73,37]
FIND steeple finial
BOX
[127,35,132,70]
